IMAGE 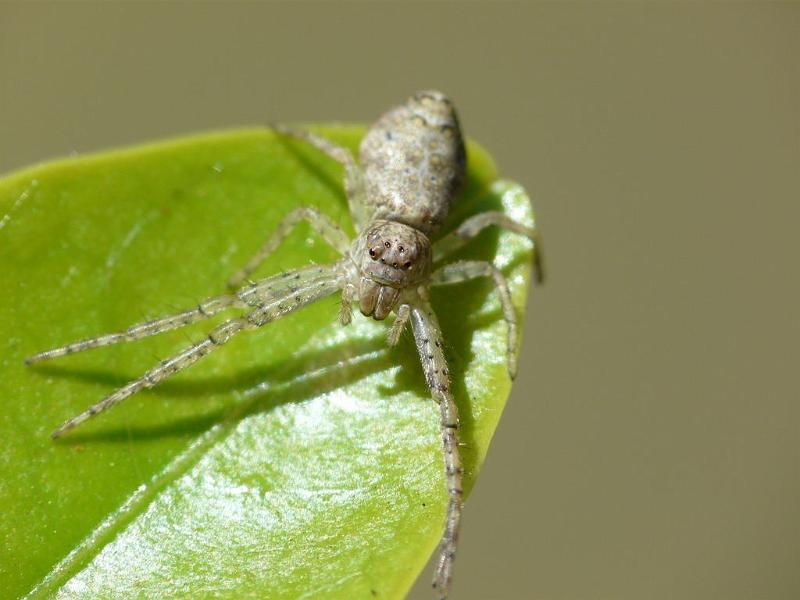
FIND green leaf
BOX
[0,127,536,599]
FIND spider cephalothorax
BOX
[27,91,541,600]
[362,220,432,279]
[353,220,432,320]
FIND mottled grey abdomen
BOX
[359,90,467,235]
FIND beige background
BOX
[2,3,799,599]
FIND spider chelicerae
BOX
[27,90,543,599]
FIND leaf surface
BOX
[0,127,536,599]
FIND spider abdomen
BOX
[359,90,467,235]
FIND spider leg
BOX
[49,268,344,439]
[26,294,247,364]
[339,282,356,325]
[409,296,463,600]
[235,263,343,307]
[227,206,351,289]
[387,303,410,347]
[434,210,544,284]
[431,260,519,379]
[272,124,369,229]
[27,264,340,364]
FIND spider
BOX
[27,90,542,599]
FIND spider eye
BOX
[404,261,412,269]
[384,241,391,248]
[368,248,376,258]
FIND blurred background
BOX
[2,3,799,599]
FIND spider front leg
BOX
[227,206,351,289]
[26,294,247,364]
[30,265,344,439]
[28,265,337,365]
[409,295,463,600]
[434,210,544,284]
[431,260,520,378]
[49,316,259,439]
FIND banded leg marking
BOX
[26,294,245,364]
[410,300,463,599]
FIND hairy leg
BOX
[272,124,370,229]
[434,210,544,283]
[26,294,246,364]
[28,263,345,364]
[227,206,351,288]
[431,259,519,378]
[40,269,344,439]
[409,296,463,599]
[235,262,345,307]
[387,303,410,346]
[339,282,356,325]
[49,316,254,439]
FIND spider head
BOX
[355,220,432,320]
[360,220,432,287]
